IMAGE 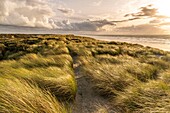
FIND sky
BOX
[0,0,170,35]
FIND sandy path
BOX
[72,57,113,113]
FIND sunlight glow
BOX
[154,1,170,17]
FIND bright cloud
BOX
[0,0,57,29]
[0,0,170,34]
[92,0,103,6]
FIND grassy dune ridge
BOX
[0,34,170,112]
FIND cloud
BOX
[55,19,116,31]
[93,0,103,6]
[88,17,140,27]
[149,19,161,23]
[89,19,116,26]
[125,4,169,20]
[87,5,162,27]
[0,0,57,29]
[55,17,142,32]
[112,17,140,23]
[56,18,167,33]
[57,7,75,16]
[116,24,165,34]
[122,4,170,26]
[55,20,99,31]
[125,5,157,18]
[160,22,170,26]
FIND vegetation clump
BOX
[0,34,170,112]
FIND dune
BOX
[0,34,170,113]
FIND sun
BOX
[154,1,170,17]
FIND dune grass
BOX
[0,34,78,112]
[0,34,170,112]
[80,57,137,97]
[0,56,77,100]
[115,80,170,112]
[0,78,68,113]
[66,35,170,112]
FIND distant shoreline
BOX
[0,33,170,52]
[84,34,170,38]
[82,34,170,52]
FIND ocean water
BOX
[0,25,170,51]
[87,35,170,52]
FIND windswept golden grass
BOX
[0,34,77,112]
[0,53,77,101]
[66,35,170,112]
[115,80,170,112]
[0,34,170,112]
[0,78,68,113]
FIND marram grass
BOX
[0,34,170,112]
[0,78,68,113]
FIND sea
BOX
[0,25,170,51]
[85,35,170,52]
